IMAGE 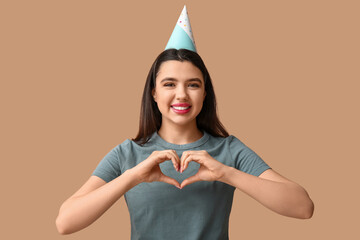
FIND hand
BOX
[180,150,229,189]
[132,150,181,188]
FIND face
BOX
[152,60,206,127]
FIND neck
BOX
[157,122,203,145]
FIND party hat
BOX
[165,5,197,52]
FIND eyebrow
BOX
[160,77,203,84]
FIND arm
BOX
[56,168,140,235]
[219,168,314,219]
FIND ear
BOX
[152,89,157,102]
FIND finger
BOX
[157,151,179,171]
[182,154,202,173]
[157,150,175,167]
[166,150,180,172]
[180,151,191,172]
[180,151,196,162]
[170,150,181,171]
[180,174,201,188]
[159,174,181,189]
[181,151,202,165]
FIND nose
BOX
[175,84,189,100]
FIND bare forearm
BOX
[56,169,140,234]
[219,167,314,219]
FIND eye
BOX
[189,83,200,88]
[163,83,200,88]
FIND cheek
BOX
[157,93,172,106]
[192,93,204,104]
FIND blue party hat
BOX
[165,5,197,52]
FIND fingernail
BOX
[176,185,181,189]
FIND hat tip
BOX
[164,4,197,53]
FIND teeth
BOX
[172,106,190,110]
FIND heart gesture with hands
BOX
[133,150,182,188]
[179,150,228,189]
[133,149,229,189]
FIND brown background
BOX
[1,0,359,239]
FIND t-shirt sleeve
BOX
[229,135,271,176]
[92,140,128,183]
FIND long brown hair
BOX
[131,49,229,145]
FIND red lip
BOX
[171,103,191,107]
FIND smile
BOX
[171,106,192,114]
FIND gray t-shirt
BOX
[92,130,271,240]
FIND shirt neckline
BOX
[151,130,210,150]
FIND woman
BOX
[56,49,314,239]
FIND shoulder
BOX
[118,137,156,153]
[227,134,245,146]
[203,132,243,150]
[207,132,244,146]
[223,134,254,155]
[105,139,132,158]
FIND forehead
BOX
[156,60,203,82]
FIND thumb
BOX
[180,174,201,189]
[159,174,181,189]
